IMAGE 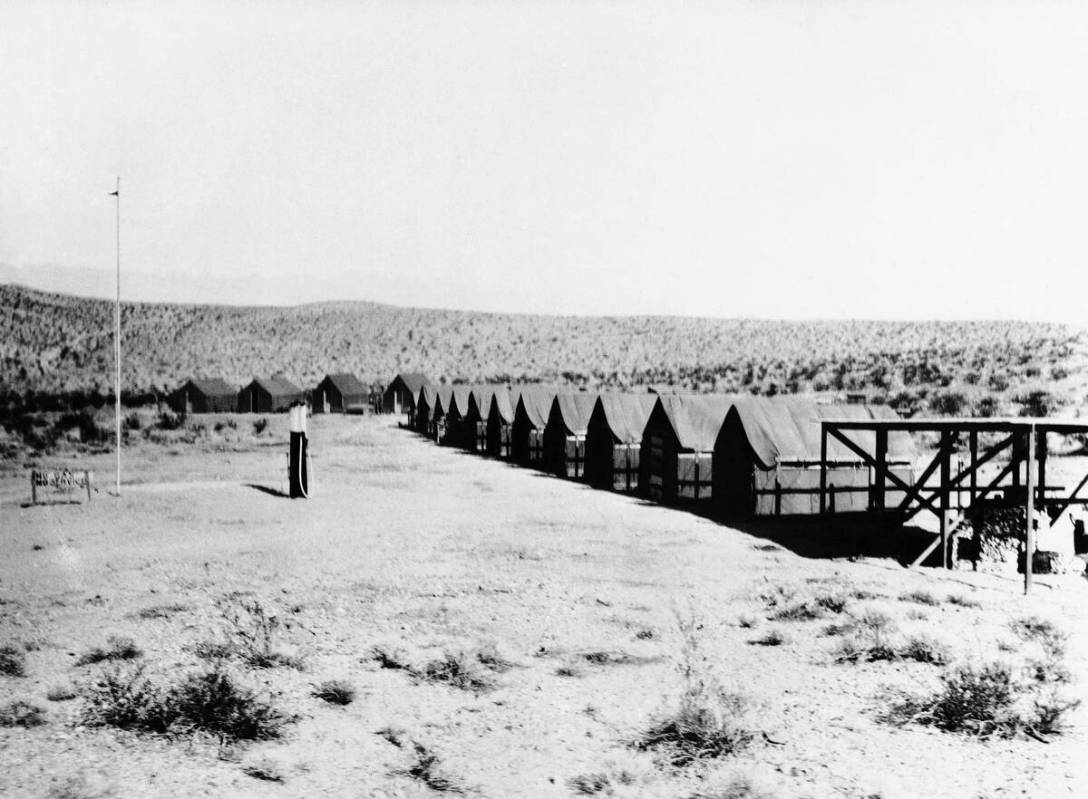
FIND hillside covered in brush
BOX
[2,284,1086,416]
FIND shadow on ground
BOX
[244,483,289,498]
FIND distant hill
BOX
[2,284,1085,416]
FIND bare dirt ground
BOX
[1,414,1086,798]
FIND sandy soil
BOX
[1,414,1086,798]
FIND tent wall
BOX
[751,465,913,516]
[640,419,679,500]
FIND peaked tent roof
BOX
[394,372,432,395]
[594,393,658,443]
[468,385,499,418]
[725,397,915,468]
[447,385,473,417]
[434,385,455,415]
[418,384,437,417]
[653,394,737,451]
[182,377,236,397]
[251,375,302,397]
[489,388,515,424]
[322,373,368,394]
[550,393,599,436]
[517,386,563,428]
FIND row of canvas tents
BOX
[390,375,916,519]
[168,374,376,414]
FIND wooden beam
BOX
[910,534,942,568]
[873,428,888,511]
[1025,427,1035,595]
[1051,470,1088,519]
[899,434,1015,523]
[819,424,828,515]
[939,431,953,568]
[969,430,978,505]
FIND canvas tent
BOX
[465,386,499,452]
[512,387,561,466]
[640,394,735,502]
[486,388,516,459]
[543,392,599,478]
[430,385,455,442]
[383,372,431,418]
[237,375,304,413]
[585,393,658,491]
[313,373,369,414]
[713,397,916,517]
[167,378,237,414]
[436,385,473,446]
[415,384,437,435]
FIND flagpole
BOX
[113,176,121,497]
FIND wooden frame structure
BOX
[819,417,1088,592]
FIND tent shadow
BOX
[244,483,289,499]
[628,494,945,566]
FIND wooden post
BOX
[1038,430,1047,509]
[819,424,828,515]
[939,431,952,568]
[774,478,782,517]
[968,430,978,507]
[874,428,888,512]
[1025,426,1035,595]
[85,470,92,502]
[31,472,37,505]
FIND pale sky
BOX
[2,1,1087,321]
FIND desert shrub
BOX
[750,629,787,647]
[897,635,952,665]
[473,643,516,672]
[82,663,289,741]
[155,411,184,431]
[135,603,188,620]
[376,725,409,748]
[242,757,285,782]
[370,644,413,671]
[635,628,656,640]
[396,741,466,794]
[74,636,142,666]
[770,599,824,622]
[200,597,304,670]
[122,413,142,431]
[946,593,981,609]
[929,390,969,416]
[635,612,757,766]
[1016,389,1061,417]
[53,411,110,445]
[171,666,288,740]
[556,665,584,678]
[736,615,757,629]
[898,589,940,606]
[46,684,78,701]
[419,650,495,692]
[252,419,268,435]
[568,773,611,795]
[1009,616,1067,659]
[0,700,46,728]
[814,592,849,614]
[312,679,355,706]
[0,643,27,676]
[80,665,175,733]
[882,661,1080,738]
[832,608,906,663]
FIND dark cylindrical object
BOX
[289,404,309,499]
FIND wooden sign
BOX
[31,468,93,504]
